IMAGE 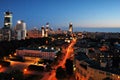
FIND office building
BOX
[4,11,12,29]
[41,26,45,37]
[15,20,27,40]
[69,22,73,33]
[45,23,49,37]
[2,11,12,41]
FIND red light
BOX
[0,65,2,68]
[24,68,27,72]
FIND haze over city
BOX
[0,0,120,32]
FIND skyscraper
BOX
[2,11,12,41]
[4,11,12,29]
[15,20,27,40]
[41,26,45,37]
[69,22,73,33]
[45,23,49,37]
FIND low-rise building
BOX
[27,28,42,38]
[75,53,120,80]
[16,46,58,60]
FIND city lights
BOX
[24,68,27,72]
[0,0,120,80]
[0,65,2,68]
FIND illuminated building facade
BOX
[15,20,27,40]
[4,11,12,28]
[69,22,73,33]
[45,23,49,37]
[16,47,58,60]
[27,28,41,38]
[41,26,45,37]
[41,23,49,37]
[75,53,120,80]
[2,11,12,41]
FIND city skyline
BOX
[0,0,120,32]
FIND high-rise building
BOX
[69,22,73,33]
[4,11,12,29]
[45,23,49,37]
[15,20,27,40]
[41,26,45,37]
[2,11,13,41]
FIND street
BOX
[42,38,76,80]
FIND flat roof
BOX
[17,47,57,52]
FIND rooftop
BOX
[75,52,120,75]
[17,46,57,52]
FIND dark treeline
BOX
[0,37,51,58]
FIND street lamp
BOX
[0,65,2,68]
[24,68,27,73]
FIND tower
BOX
[4,11,12,29]
[15,20,27,40]
[2,11,12,41]
[41,26,45,37]
[45,23,49,37]
[69,22,73,33]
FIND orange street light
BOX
[14,53,17,56]
[0,65,2,68]
[24,68,27,72]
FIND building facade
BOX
[2,11,12,41]
[27,28,41,38]
[15,20,27,40]
[16,47,58,60]
[75,53,120,80]
[4,11,12,28]
[69,22,73,33]
[45,23,49,37]
[41,26,45,37]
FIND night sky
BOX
[0,0,120,32]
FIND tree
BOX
[56,66,66,80]
[9,69,24,80]
[46,63,51,71]
[0,38,47,58]
[0,70,24,80]
[65,59,73,75]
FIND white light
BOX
[5,23,8,25]
[67,40,70,43]
[55,56,57,58]
[39,47,41,49]
[58,48,60,51]
[45,47,48,49]
[46,24,49,27]
[51,47,54,50]
[17,20,21,24]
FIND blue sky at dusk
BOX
[0,0,120,31]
